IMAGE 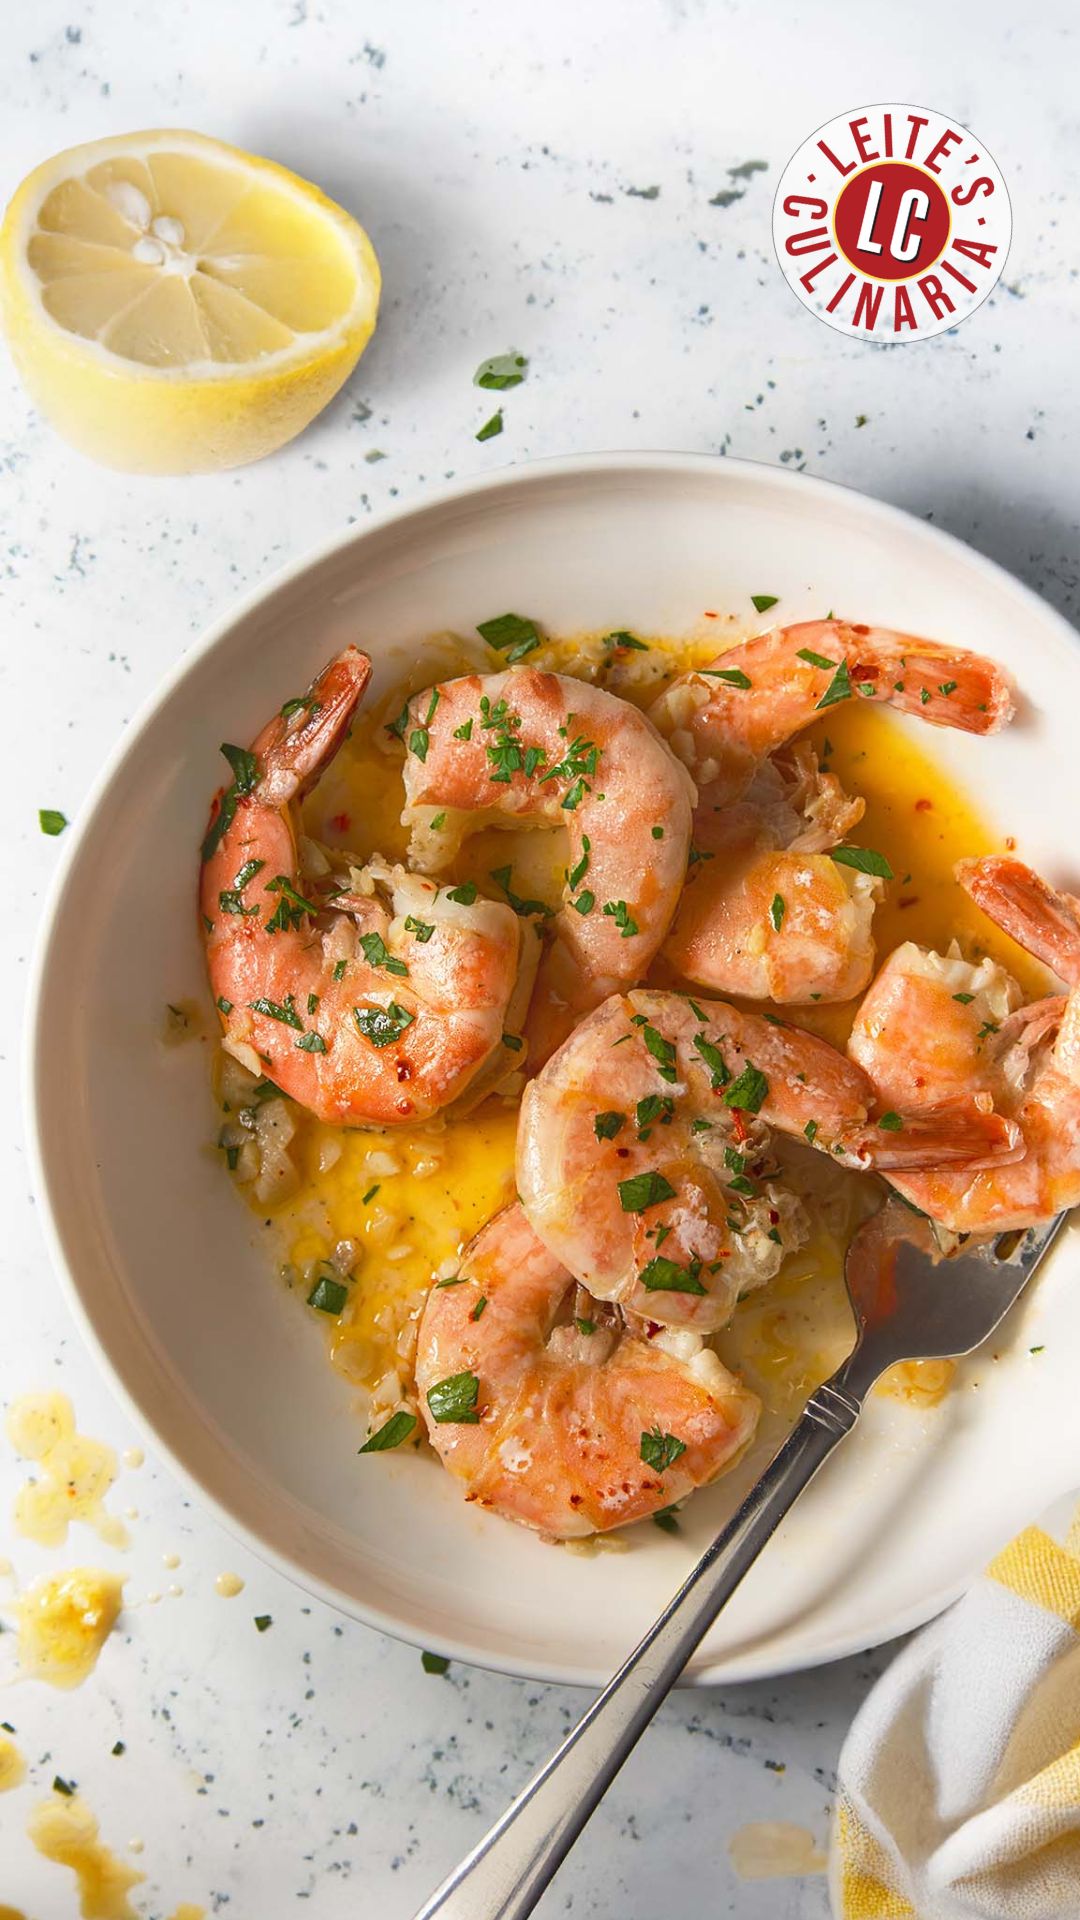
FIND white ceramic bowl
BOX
[27,453,1080,1686]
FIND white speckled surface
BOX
[1,1,1078,1913]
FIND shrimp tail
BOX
[253,646,372,807]
[851,630,1015,735]
[957,856,1080,988]
[838,1099,1024,1171]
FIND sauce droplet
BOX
[15,1567,125,1689]
[727,1821,827,1881]
[214,1572,244,1598]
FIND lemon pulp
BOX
[0,130,380,471]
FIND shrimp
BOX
[651,620,1015,806]
[200,647,528,1126]
[517,989,1019,1332]
[665,745,880,1002]
[849,857,1080,1231]
[396,667,695,1063]
[415,1204,760,1537]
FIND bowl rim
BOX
[24,448,1080,1687]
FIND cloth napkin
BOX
[831,1504,1080,1918]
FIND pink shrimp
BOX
[849,858,1080,1231]
[516,989,1019,1332]
[651,619,1015,807]
[665,745,879,1002]
[397,666,695,1063]
[200,648,527,1125]
[415,1204,759,1537]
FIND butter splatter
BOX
[0,1733,26,1791]
[214,1571,244,1598]
[27,1792,145,1919]
[15,1567,124,1688]
[728,1821,827,1880]
[6,1393,127,1550]
[121,1448,144,1470]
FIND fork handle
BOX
[413,1375,863,1920]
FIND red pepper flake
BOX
[396,1060,412,1082]
[768,1208,779,1225]
[849,661,878,681]
[330,812,351,832]
[730,1110,750,1144]
[704,609,719,619]
[852,623,871,636]
[898,894,919,909]
[914,798,933,813]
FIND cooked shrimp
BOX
[397,667,695,1063]
[201,648,526,1126]
[517,989,1018,1332]
[666,745,880,1002]
[651,620,1014,806]
[415,1204,760,1537]
[849,857,1080,1231]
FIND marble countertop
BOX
[2,0,1078,1913]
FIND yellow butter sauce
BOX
[14,1567,124,1690]
[5,1393,127,1552]
[221,628,1037,1429]
[0,1734,25,1792]
[27,1793,144,1920]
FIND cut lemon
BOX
[0,129,380,473]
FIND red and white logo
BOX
[772,104,1011,342]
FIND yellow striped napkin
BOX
[831,1505,1080,1918]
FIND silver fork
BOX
[413,1198,1066,1920]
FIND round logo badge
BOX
[772,104,1011,341]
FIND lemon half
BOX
[0,129,381,473]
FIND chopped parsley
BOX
[750,593,779,613]
[706,667,752,690]
[362,1184,380,1204]
[360,930,409,976]
[603,899,639,939]
[829,846,894,879]
[280,694,320,719]
[421,1651,450,1674]
[640,1426,688,1471]
[618,1170,677,1213]
[426,1370,480,1424]
[250,994,303,1029]
[653,1505,681,1534]
[200,742,260,863]
[53,1775,76,1797]
[474,352,528,390]
[333,959,348,981]
[639,1021,677,1082]
[953,992,975,1005]
[359,1410,418,1453]
[693,1031,730,1089]
[404,915,435,943]
[796,648,836,670]
[308,1273,348,1314]
[39,808,68,836]
[572,890,595,915]
[453,717,474,741]
[602,630,649,652]
[815,659,853,710]
[568,835,591,891]
[769,893,785,931]
[878,1112,903,1131]
[651,825,664,840]
[804,1119,819,1144]
[639,1256,706,1295]
[254,1615,273,1632]
[264,874,322,934]
[446,881,478,905]
[295,1032,327,1053]
[723,1063,769,1113]
[477,612,542,664]
[501,1033,523,1050]
[594,1110,626,1141]
[575,1317,597,1336]
[216,995,233,1014]
[636,1093,675,1135]
[476,409,503,442]
[939,680,958,697]
[471,1296,487,1322]
[354,1001,415,1047]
